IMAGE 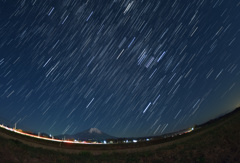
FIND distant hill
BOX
[55,128,116,141]
[196,107,240,128]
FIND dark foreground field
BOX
[0,108,240,163]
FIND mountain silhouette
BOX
[55,128,116,141]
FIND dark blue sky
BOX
[0,0,240,137]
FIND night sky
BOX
[0,0,240,138]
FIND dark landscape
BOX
[0,107,239,162]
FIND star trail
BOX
[0,0,240,137]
